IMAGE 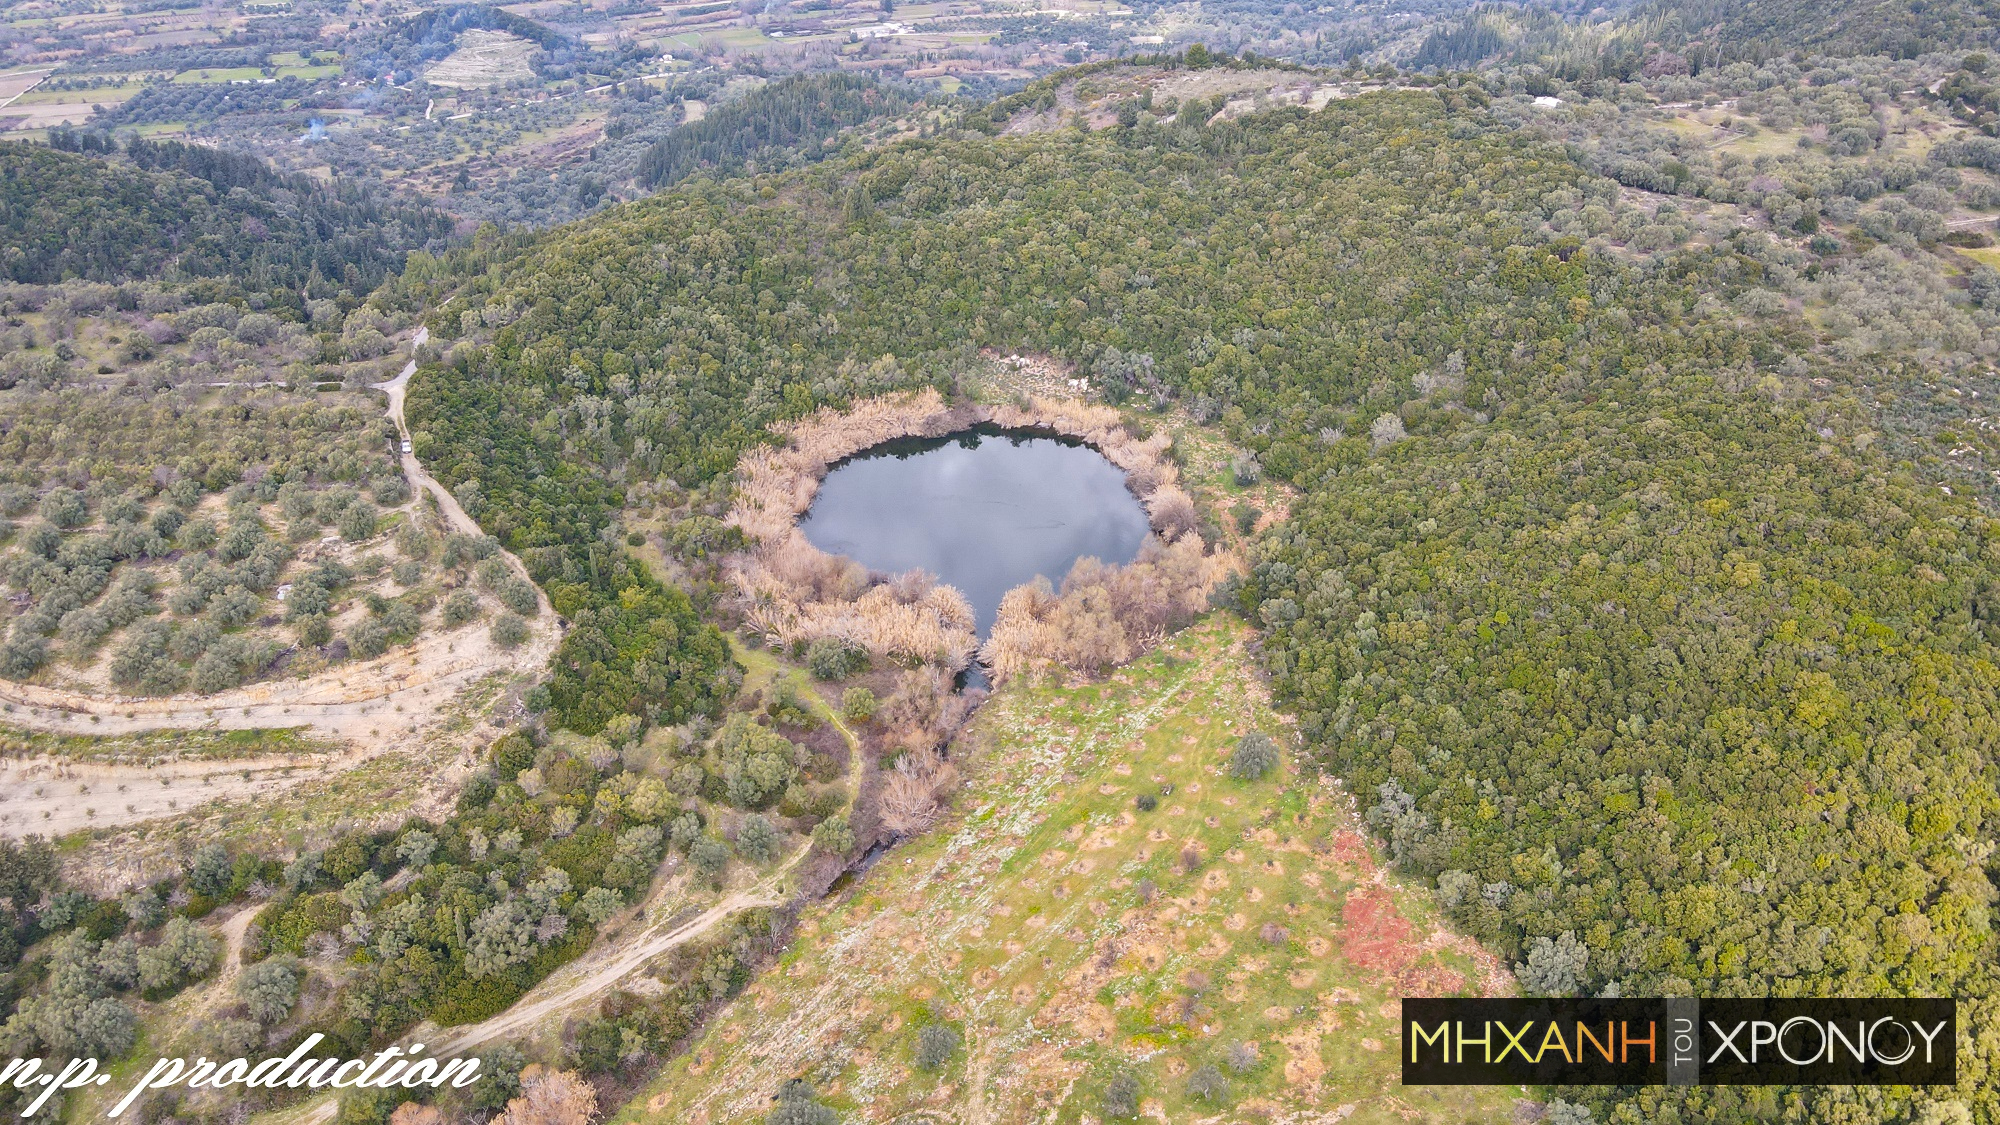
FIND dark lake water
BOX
[799,427,1152,634]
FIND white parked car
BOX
[401,439,413,454]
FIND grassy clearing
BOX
[269,51,340,67]
[1955,245,2000,270]
[171,67,269,84]
[708,27,772,47]
[614,618,1515,1124]
[1713,127,1807,158]
[16,84,141,106]
[0,722,334,763]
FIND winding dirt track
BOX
[436,885,785,1054]
[285,701,863,1125]
[434,694,862,1053]
[0,330,558,835]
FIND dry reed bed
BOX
[727,389,1223,681]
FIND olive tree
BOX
[237,956,303,1025]
[1228,732,1280,780]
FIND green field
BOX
[172,67,269,84]
[16,84,141,105]
[1954,244,2000,270]
[708,27,773,47]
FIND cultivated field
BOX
[423,30,537,89]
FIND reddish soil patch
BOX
[1339,885,1466,995]
[1328,829,1375,870]
[1340,885,1413,973]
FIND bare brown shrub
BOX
[880,667,976,755]
[735,547,978,669]
[761,535,870,603]
[1123,460,1164,497]
[496,1067,597,1125]
[730,388,979,543]
[888,568,938,605]
[1149,489,1203,542]
[389,1104,443,1125]
[878,745,961,836]
[980,535,1219,685]
[867,668,974,834]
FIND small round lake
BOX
[799,427,1153,633]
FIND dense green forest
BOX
[635,73,922,190]
[399,81,1997,1120]
[0,140,451,290]
[397,269,735,736]
[1639,0,2000,61]
[1410,0,2000,77]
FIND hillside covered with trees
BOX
[9,0,2000,1113]
[0,132,485,705]
[1409,0,2000,78]
[635,73,922,190]
[1641,0,2000,62]
[399,74,1998,1121]
[0,138,451,290]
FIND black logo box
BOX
[1402,998,1956,1086]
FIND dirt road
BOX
[273,521,871,1125]
[432,679,858,1052]
[435,885,785,1054]
[373,340,552,620]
